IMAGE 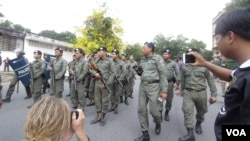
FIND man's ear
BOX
[226,31,236,44]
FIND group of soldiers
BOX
[1,43,218,141]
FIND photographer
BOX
[189,7,250,141]
[179,48,217,141]
[24,96,89,141]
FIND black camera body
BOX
[183,53,195,64]
[133,65,143,76]
[70,110,79,123]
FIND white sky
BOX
[0,0,231,49]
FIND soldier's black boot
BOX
[179,128,195,141]
[108,104,114,112]
[164,110,169,121]
[3,94,11,103]
[86,99,95,106]
[120,96,123,103]
[91,112,101,124]
[100,113,106,126]
[129,92,134,99]
[124,97,129,105]
[134,131,150,141]
[3,86,14,103]
[113,104,118,114]
[195,121,202,134]
[24,86,32,99]
[85,91,89,98]
[155,123,161,135]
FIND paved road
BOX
[0,78,224,141]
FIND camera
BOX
[183,53,195,64]
[133,65,143,76]
[70,110,79,123]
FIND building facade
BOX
[0,27,75,72]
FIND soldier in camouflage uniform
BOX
[121,53,133,105]
[108,49,126,114]
[27,50,46,108]
[179,48,217,141]
[90,47,115,126]
[84,54,94,99]
[86,53,97,106]
[48,48,67,98]
[3,48,32,102]
[69,48,88,111]
[134,42,168,141]
[129,54,137,98]
[66,55,76,97]
[162,49,180,121]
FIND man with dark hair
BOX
[48,48,67,98]
[69,48,88,111]
[162,48,180,121]
[108,49,125,114]
[179,48,217,141]
[134,42,168,141]
[90,47,115,126]
[121,53,133,105]
[190,7,250,141]
[27,50,46,108]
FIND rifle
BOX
[29,63,34,86]
[50,59,55,86]
[115,76,123,88]
[72,62,77,91]
[89,62,111,94]
[17,80,19,94]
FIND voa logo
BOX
[226,129,246,136]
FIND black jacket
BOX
[214,67,250,141]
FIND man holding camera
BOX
[134,42,168,141]
[179,48,217,141]
[162,49,180,121]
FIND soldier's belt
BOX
[142,80,160,85]
[185,88,205,93]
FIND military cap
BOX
[55,47,63,53]
[121,53,127,57]
[97,47,107,52]
[112,49,119,55]
[33,50,42,55]
[162,48,171,54]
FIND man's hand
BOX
[48,67,52,71]
[209,96,217,104]
[95,73,101,79]
[160,92,167,101]
[189,52,208,67]
[0,100,3,108]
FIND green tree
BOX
[0,20,13,28]
[75,3,124,53]
[123,43,143,63]
[226,0,250,11]
[38,30,76,43]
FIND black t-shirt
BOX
[214,67,250,141]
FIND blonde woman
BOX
[24,96,89,141]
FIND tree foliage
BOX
[124,34,212,63]
[226,0,250,11]
[0,20,31,32]
[75,3,124,53]
[123,43,143,63]
[39,30,76,44]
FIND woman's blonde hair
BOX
[24,96,71,141]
